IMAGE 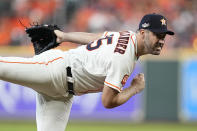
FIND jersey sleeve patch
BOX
[121,74,129,86]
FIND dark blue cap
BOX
[139,13,174,35]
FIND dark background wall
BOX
[145,60,179,121]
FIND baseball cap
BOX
[139,13,174,35]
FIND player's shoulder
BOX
[104,30,135,36]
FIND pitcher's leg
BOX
[0,54,65,96]
[36,93,73,131]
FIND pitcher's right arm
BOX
[102,73,145,108]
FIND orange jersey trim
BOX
[130,35,137,57]
[104,81,121,91]
[104,32,108,37]
[0,57,64,66]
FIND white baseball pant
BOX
[0,49,73,131]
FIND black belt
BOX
[66,66,75,95]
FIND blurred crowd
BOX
[65,0,197,49]
[0,0,197,50]
[0,0,62,46]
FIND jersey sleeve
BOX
[104,53,131,92]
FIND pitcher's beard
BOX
[152,42,163,55]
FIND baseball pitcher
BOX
[0,13,174,131]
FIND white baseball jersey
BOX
[66,31,138,95]
[0,31,137,131]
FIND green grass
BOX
[0,122,36,131]
[0,121,197,131]
[67,122,197,131]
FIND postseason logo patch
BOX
[121,74,129,86]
